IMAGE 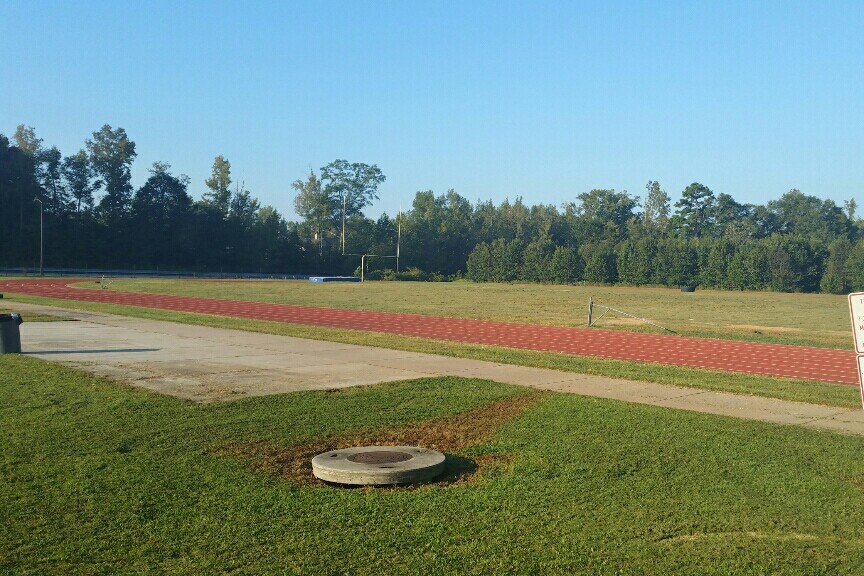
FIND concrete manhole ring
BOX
[311,445,446,485]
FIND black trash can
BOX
[0,313,23,354]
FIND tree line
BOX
[2,123,862,293]
[461,184,862,294]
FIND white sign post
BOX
[858,356,864,411]
[848,292,864,409]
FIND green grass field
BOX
[93,278,853,349]
[3,354,864,575]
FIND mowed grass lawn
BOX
[4,354,864,575]
[94,279,852,349]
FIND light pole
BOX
[341,193,346,255]
[33,197,43,276]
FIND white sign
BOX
[850,293,864,410]
[849,293,864,354]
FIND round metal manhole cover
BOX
[347,450,413,464]
[311,445,446,485]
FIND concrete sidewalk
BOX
[10,302,864,436]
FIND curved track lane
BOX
[1,278,857,385]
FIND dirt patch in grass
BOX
[727,324,802,334]
[218,391,546,487]
[596,317,645,327]
[841,474,864,492]
[662,531,824,543]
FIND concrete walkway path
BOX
[10,302,864,436]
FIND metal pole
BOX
[587,296,593,327]
[361,254,366,282]
[34,197,43,276]
[396,206,401,273]
[341,194,346,255]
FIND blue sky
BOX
[2,0,862,220]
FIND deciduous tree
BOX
[131,162,192,267]
[13,124,42,157]
[292,170,331,257]
[641,180,670,236]
[320,159,385,252]
[87,124,137,226]
[203,155,232,216]
[62,149,99,213]
[571,189,638,242]
[40,146,70,216]
[767,189,849,245]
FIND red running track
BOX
[1,278,858,385]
